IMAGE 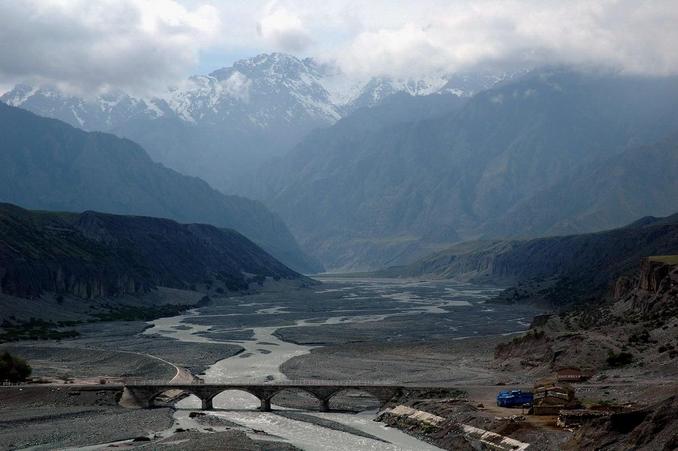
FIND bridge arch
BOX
[120,383,406,412]
[326,388,385,412]
[149,388,203,409]
[270,387,325,411]
[208,388,262,410]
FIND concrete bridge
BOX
[120,382,413,412]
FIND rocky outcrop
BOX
[613,276,635,300]
[0,203,301,300]
[493,257,678,374]
[565,396,678,450]
[637,258,676,292]
[611,257,678,320]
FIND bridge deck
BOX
[117,382,460,411]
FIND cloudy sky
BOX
[1,0,677,95]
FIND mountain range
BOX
[4,57,678,273]
[0,101,319,273]
[490,132,678,237]
[256,68,678,270]
[1,53,512,194]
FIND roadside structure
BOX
[556,367,588,382]
[531,379,580,415]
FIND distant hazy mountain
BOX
[258,69,678,271]
[382,212,678,307]
[1,53,512,194]
[0,203,300,299]
[0,102,321,273]
[487,133,678,237]
[345,71,521,111]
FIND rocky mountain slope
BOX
[0,203,300,299]
[1,53,509,194]
[0,102,320,273]
[489,133,678,237]
[259,69,678,270]
[386,212,678,307]
[495,256,678,369]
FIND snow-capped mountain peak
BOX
[1,53,520,134]
[0,52,521,194]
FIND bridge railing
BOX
[122,378,400,386]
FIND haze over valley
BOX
[1,1,678,450]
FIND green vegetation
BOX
[606,351,634,368]
[0,303,198,343]
[218,273,250,291]
[247,274,267,286]
[648,255,678,265]
[0,351,32,382]
[0,319,80,343]
[91,304,192,322]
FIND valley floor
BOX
[0,277,675,450]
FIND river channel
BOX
[141,277,541,450]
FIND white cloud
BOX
[220,71,251,103]
[330,0,678,79]
[0,82,12,96]
[257,3,313,52]
[1,0,677,95]
[0,0,220,95]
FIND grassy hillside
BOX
[0,203,300,299]
[649,255,678,265]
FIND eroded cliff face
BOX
[614,258,678,318]
[0,263,149,299]
[638,259,672,292]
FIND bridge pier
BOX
[202,397,213,410]
[119,386,153,408]
[260,398,272,412]
[320,398,330,412]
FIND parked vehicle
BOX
[496,390,534,407]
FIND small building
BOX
[531,379,580,415]
[556,367,588,382]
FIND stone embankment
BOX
[377,404,531,450]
